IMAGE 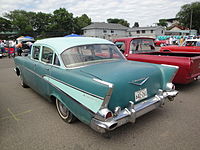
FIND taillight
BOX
[105,111,113,119]
[97,108,113,120]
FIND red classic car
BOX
[160,39,200,53]
[113,37,200,84]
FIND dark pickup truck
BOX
[113,37,200,84]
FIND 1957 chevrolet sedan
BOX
[14,37,178,133]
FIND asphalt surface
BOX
[0,57,200,150]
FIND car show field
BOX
[0,58,200,150]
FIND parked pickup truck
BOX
[114,37,200,84]
[160,39,200,53]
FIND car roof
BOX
[34,37,114,54]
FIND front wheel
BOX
[56,98,76,123]
[19,74,29,88]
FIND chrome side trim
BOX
[93,78,113,88]
[44,78,95,115]
[23,66,43,79]
[21,65,104,100]
[161,64,179,69]
[90,89,178,133]
[45,75,104,100]
[93,78,114,108]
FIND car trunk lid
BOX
[79,60,163,111]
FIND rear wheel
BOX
[56,98,76,123]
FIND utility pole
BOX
[189,9,193,35]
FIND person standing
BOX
[16,42,22,56]
[179,36,185,45]
[169,36,173,45]
[0,41,5,56]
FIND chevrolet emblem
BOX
[129,77,149,86]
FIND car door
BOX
[22,45,41,89]
[34,46,54,98]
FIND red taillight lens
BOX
[106,112,113,119]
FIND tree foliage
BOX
[2,8,92,38]
[107,18,130,27]
[32,12,52,37]
[48,8,74,36]
[133,22,139,27]
[74,14,91,34]
[0,17,12,31]
[157,19,168,27]
[176,2,200,33]
[4,10,35,35]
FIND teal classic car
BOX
[14,37,178,133]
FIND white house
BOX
[127,26,165,38]
[82,22,129,40]
[165,25,197,36]
[82,23,165,39]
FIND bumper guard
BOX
[90,89,178,133]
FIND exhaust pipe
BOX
[166,90,178,101]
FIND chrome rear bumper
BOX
[90,89,178,133]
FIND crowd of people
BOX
[170,35,199,45]
[156,35,200,46]
[0,40,33,58]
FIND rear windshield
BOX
[130,39,155,53]
[61,44,125,68]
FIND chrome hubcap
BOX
[20,75,23,85]
[58,101,69,118]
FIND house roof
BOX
[128,26,164,31]
[168,25,189,30]
[82,22,129,30]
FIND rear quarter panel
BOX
[47,67,110,124]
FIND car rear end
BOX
[189,56,200,81]
[88,61,178,133]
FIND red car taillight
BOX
[105,111,113,119]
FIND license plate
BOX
[135,88,148,102]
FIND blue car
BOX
[14,37,178,133]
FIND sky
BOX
[0,0,197,27]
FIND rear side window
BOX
[115,41,125,53]
[41,46,54,64]
[32,46,40,60]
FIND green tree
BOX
[47,8,74,37]
[74,14,91,34]
[157,19,168,27]
[133,22,139,27]
[0,17,12,31]
[4,10,35,36]
[107,18,130,27]
[176,2,200,33]
[2,8,93,38]
[31,12,52,37]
